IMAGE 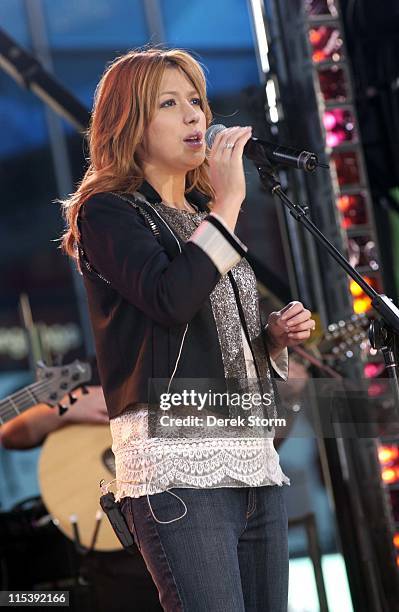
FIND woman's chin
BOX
[184,153,206,171]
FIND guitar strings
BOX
[0,378,78,418]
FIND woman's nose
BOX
[183,103,200,124]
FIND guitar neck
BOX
[0,382,40,425]
[0,360,91,426]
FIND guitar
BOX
[0,360,92,425]
[38,423,120,551]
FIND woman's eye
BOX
[191,98,201,105]
[160,99,175,108]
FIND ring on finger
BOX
[224,142,234,149]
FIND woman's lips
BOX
[183,130,204,149]
[183,138,204,149]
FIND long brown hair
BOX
[60,47,214,259]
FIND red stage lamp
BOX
[337,194,368,229]
[309,26,343,63]
[364,362,385,378]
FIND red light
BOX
[364,362,385,378]
[337,194,368,229]
[309,28,323,45]
[313,50,326,63]
[309,26,343,63]
[368,382,386,398]
[378,445,399,465]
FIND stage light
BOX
[318,66,348,102]
[350,275,378,313]
[323,111,337,130]
[364,362,385,378]
[266,78,279,123]
[350,276,380,301]
[249,0,270,74]
[337,194,368,229]
[381,467,399,485]
[378,445,399,465]
[349,280,363,297]
[309,26,343,64]
[323,108,357,148]
[394,533,399,548]
[332,151,361,186]
[353,296,372,314]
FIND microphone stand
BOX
[258,162,399,611]
[256,163,399,417]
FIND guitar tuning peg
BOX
[69,393,77,405]
[81,385,89,395]
[58,404,69,416]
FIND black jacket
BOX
[79,182,243,419]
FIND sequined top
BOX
[111,202,290,499]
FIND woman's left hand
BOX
[266,301,316,351]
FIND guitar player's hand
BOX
[1,385,109,450]
[62,385,109,424]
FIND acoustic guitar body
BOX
[38,423,121,551]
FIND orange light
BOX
[381,467,399,484]
[309,29,323,44]
[312,50,326,63]
[394,533,399,548]
[337,195,351,212]
[378,445,399,465]
[353,296,372,314]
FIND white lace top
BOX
[111,329,290,500]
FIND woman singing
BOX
[62,48,315,611]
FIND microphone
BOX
[205,124,328,172]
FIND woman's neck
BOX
[143,170,187,209]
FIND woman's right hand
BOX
[207,126,253,231]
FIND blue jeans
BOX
[120,486,288,611]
